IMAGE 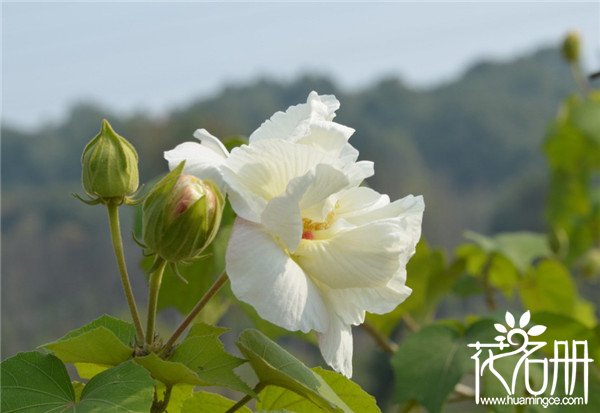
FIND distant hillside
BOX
[0,46,577,356]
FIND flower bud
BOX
[81,119,139,201]
[562,31,581,63]
[142,162,224,262]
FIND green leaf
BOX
[77,360,154,411]
[572,98,600,145]
[452,274,483,296]
[1,351,75,412]
[257,367,380,412]
[392,325,468,413]
[42,314,135,367]
[1,352,154,412]
[392,320,496,413]
[236,329,351,412]
[544,93,600,263]
[486,254,520,298]
[529,260,575,312]
[458,233,551,299]
[181,391,252,413]
[456,243,488,275]
[519,259,596,327]
[134,353,203,386]
[169,323,253,394]
[479,355,543,413]
[465,231,550,273]
[157,383,194,413]
[74,362,109,380]
[529,312,596,357]
[72,381,85,402]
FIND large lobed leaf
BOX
[392,319,495,413]
[520,259,597,327]
[41,314,136,369]
[169,323,253,394]
[0,352,154,412]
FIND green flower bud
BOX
[142,162,224,262]
[81,119,139,201]
[562,31,581,63]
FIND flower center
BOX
[301,210,336,240]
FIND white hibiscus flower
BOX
[164,91,373,189]
[163,93,424,377]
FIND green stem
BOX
[107,202,145,343]
[360,322,398,354]
[146,258,167,346]
[225,383,266,413]
[150,384,172,413]
[161,271,228,355]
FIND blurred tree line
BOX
[0,46,580,359]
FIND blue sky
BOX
[2,2,599,130]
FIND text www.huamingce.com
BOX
[478,395,585,408]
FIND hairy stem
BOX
[225,383,266,413]
[161,271,229,354]
[146,258,167,346]
[107,202,145,343]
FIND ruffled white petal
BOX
[296,121,355,159]
[346,195,424,265]
[249,101,312,143]
[222,140,340,222]
[298,164,350,222]
[164,140,227,189]
[326,272,413,326]
[308,91,340,120]
[317,314,353,377]
[343,160,374,186]
[348,194,424,225]
[192,128,229,158]
[249,91,340,144]
[261,164,350,252]
[339,143,360,163]
[248,92,365,176]
[226,218,328,333]
[333,186,391,219]
[260,175,310,253]
[293,220,403,289]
